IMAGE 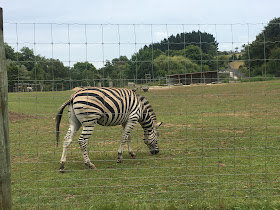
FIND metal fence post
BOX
[0,7,12,210]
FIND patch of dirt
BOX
[164,123,192,128]
[64,194,76,201]
[9,111,38,123]
[220,129,245,134]
[11,154,39,164]
[149,86,177,91]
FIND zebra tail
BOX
[56,98,72,147]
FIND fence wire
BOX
[3,22,280,209]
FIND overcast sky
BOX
[2,0,280,24]
[1,0,280,68]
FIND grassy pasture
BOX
[8,80,280,209]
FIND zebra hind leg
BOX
[60,127,80,172]
[60,127,75,173]
[78,126,96,169]
[60,107,81,173]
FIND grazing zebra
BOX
[56,87,162,172]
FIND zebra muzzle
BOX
[150,149,159,155]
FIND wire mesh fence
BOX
[3,21,280,209]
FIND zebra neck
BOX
[139,107,154,133]
[138,96,157,121]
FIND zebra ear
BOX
[155,122,163,128]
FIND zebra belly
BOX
[74,105,129,127]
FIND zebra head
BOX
[143,122,163,155]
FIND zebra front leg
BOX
[127,135,136,159]
[117,135,128,163]
[121,123,136,160]
[78,126,96,169]
[118,120,137,163]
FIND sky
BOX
[1,0,280,68]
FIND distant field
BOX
[8,80,280,209]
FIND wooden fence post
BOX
[0,7,12,210]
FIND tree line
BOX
[4,18,280,91]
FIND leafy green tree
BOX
[18,47,36,71]
[154,55,200,77]
[26,56,69,91]
[4,43,17,60]
[73,61,96,72]
[130,46,163,80]
[6,62,30,87]
[31,61,47,91]
[5,44,33,89]
[183,45,202,60]
[151,31,218,54]
[243,17,280,76]
[265,47,280,77]
[112,56,130,79]
[50,59,69,79]
[167,45,216,70]
[71,62,100,86]
[101,56,131,86]
[216,55,229,69]
[101,60,114,79]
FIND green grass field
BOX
[8,80,280,209]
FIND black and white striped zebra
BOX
[56,87,162,172]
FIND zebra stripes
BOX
[56,87,162,172]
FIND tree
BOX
[243,17,280,76]
[50,59,69,79]
[216,55,229,69]
[5,44,33,89]
[4,43,16,60]
[265,47,280,77]
[112,56,130,85]
[18,47,36,71]
[100,56,132,86]
[6,62,30,87]
[130,46,164,80]
[154,55,200,77]
[151,31,218,54]
[71,62,100,86]
[168,45,216,70]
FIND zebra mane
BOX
[137,94,157,123]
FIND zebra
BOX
[56,87,162,172]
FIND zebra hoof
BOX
[59,163,66,173]
[117,152,123,163]
[88,165,96,169]
[85,162,96,169]
[59,166,66,173]
[130,153,136,159]
[59,168,66,173]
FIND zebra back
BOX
[72,87,141,126]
